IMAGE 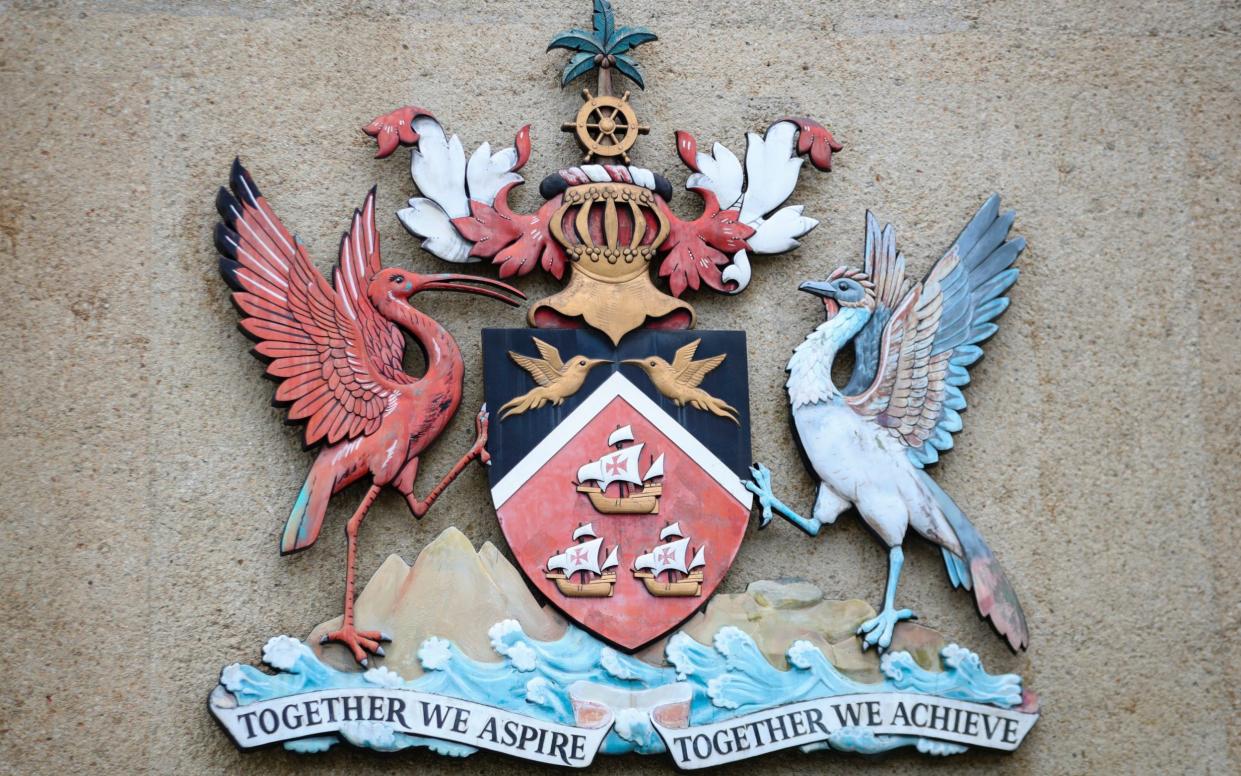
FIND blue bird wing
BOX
[846,195,1024,467]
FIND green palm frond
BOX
[548,0,657,88]
[611,54,645,90]
[562,51,597,84]
[592,0,615,42]
[607,28,656,54]
[547,29,603,55]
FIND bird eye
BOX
[649,360,656,366]
[392,274,405,284]
[578,359,586,366]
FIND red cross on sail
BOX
[604,453,629,476]
[544,523,620,599]
[633,521,706,598]
[575,424,665,515]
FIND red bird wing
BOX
[215,160,401,447]
[332,189,409,387]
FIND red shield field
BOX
[490,373,752,650]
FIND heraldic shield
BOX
[483,328,752,650]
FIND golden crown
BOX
[549,182,670,283]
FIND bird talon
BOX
[749,501,769,526]
[748,463,773,490]
[745,464,780,527]
[856,607,916,652]
[322,625,388,666]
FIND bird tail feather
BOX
[500,392,535,419]
[705,396,740,424]
[280,468,330,555]
[918,470,1029,651]
[941,547,972,590]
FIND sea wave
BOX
[217,622,1023,757]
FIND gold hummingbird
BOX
[501,337,610,418]
[624,339,739,424]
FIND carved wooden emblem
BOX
[483,328,751,649]
[207,0,1039,766]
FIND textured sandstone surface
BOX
[0,1,1238,773]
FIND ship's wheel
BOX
[564,90,650,163]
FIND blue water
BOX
[218,621,1024,757]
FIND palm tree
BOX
[548,0,657,97]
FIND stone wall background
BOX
[0,1,1237,773]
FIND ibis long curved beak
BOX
[420,273,526,306]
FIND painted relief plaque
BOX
[206,1,1039,767]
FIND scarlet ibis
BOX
[215,160,524,665]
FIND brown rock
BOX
[308,527,564,678]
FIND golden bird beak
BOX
[587,358,610,368]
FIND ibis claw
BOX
[321,625,389,666]
[472,405,492,466]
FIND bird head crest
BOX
[800,267,876,318]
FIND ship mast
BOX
[610,424,632,499]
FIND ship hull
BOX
[577,484,662,515]
[632,569,703,597]
[546,571,617,598]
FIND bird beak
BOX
[620,359,644,368]
[418,273,526,306]
[587,359,610,368]
[799,280,839,319]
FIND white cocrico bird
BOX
[747,195,1029,652]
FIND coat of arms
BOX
[207,2,1039,767]
[483,328,751,649]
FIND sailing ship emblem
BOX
[545,523,620,598]
[632,522,705,597]
[575,425,665,514]
[484,342,752,650]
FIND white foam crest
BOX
[418,637,453,671]
[261,635,304,671]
